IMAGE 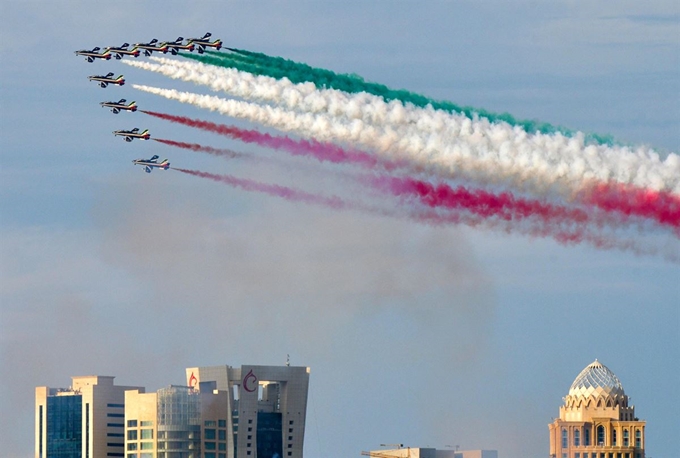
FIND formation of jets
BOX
[113,128,150,142]
[76,33,223,174]
[88,72,125,88]
[133,155,170,173]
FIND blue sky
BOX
[1,1,678,457]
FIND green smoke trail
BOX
[183,50,614,145]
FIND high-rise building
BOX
[185,364,311,458]
[124,383,230,458]
[548,360,646,458]
[35,375,144,458]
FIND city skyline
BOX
[2,1,678,457]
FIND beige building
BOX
[125,384,230,458]
[549,360,645,458]
[35,375,144,458]
[186,364,311,458]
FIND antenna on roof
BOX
[286,354,290,366]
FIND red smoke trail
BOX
[172,168,349,210]
[143,110,401,170]
[172,168,674,259]
[145,110,678,231]
[580,182,680,230]
[154,138,244,158]
[370,175,593,226]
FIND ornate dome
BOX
[568,359,625,399]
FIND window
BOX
[205,429,216,440]
[108,413,125,418]
[219,443,226,451]
[613,429,617,446]
[140,429,153,440]
[108,423,124,428]
[218,430,226,441]
[127,430,138,440]
[574,429,580,446]
[205,454,216,458]
[218,419,227,427]
[584,454,589,458]
[562,429,568,448]
[140,442,153,450]
[140,421,153,427]
[288,436,293,441]
[127,420,138,428]
[575,454,580,458]
[584,428,591,446]
[107,443,124,447]
[597,425,605,446]
[635,430,641,448]
[108,433,124,437]
[288,454,292,457]
[205,442,216,450]
[140,454,153,458]
[127,443,137,451]
[205,420,217,427]
[108,403,125,408]
[247,435,252,440]
[623,429,629,447]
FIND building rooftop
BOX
[568,359,625,399]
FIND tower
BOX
[35,375,144,458]
[185,364,310,458]
[548,360,646,458]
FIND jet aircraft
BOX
[100,99,137,114]
[162,37,195,54]
[133,38,168,56]
[104,43,140,59]
[88,72,125,88]
[113,128,150,142]
[74,47,111,62]
[186,32,222,53]
[132,155,170,173]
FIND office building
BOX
[35,375,144,458]
[548,360,646,458]
[185,364,311,458]
[124,383,230,458]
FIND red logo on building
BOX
[243,369,257,392]
[188,372,198,388]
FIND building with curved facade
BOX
[548,360,645,458]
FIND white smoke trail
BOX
[131,83,680,201]
[124,58,680,196]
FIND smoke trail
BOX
[127,59,678,203]
[578,183,680,229]
[154,138,244,158]
[144,110,396,170]
[369,175,591,226]
[182,49,614,144]
[145,111,667,232]
[172,167,677,260]
[131,85,680,214]
[172,167,350,210]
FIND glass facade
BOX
[47,395,83,457]
[256,412,282,458]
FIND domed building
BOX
[549,360,646,458]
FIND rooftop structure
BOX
[549,360,646,458]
